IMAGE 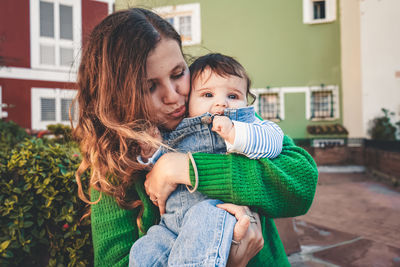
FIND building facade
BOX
[117,0,343,142]
[341,0,400,138]
[0,0,113,130]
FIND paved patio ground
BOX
[286,172,400,267]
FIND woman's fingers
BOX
[216,203,248,220]
[233,214,251,242]
[144,153,190,215]
[158,200,166,215]
[219,203,264,266]
[145,172,168,214]
[217,203,252,242]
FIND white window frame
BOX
[303,0,336,24]
[252,88,285,120]
[252,85,339,121]
[154,3,201,46]
[257,91,282,121]
[30,0,81,71]
[0,86,7,119]
[31,88,77,130]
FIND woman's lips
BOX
[169,106,186,118]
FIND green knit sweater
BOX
[90,135,318,266]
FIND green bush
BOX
[0,120,30,158]
[0,123,92,266]
[368,108,400,140]
[47,124,73,143]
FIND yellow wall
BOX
[340,0,364,138]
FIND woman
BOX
[73,8,318,267]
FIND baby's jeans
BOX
[130,187,236,266]
[129,107,256,267]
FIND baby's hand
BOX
[139,127,162,162]
[212,116,235,144]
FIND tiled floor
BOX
[286,172,400,267]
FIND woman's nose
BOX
[162,82,180,104]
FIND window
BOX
[303,0,336,24]
[31,0,81,70]
[310,85,339,120]
[313,1,326,20]
[258,93,280,120]
[311,91,333,118]
[155,3,201,46]
[31,88,77,130]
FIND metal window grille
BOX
[313,1,326,19]
[179,16,192,42]
[311,90,334,119]
[258,93,280,120]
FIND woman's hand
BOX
[217,204,264,267]
[144,152,191,214]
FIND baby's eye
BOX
[228,94,238,99]
[204,93,213,97]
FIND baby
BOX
[130,53,284,267]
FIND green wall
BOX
[116,0,342,138]
[279,93,309,138]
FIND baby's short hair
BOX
[189,53,256,104]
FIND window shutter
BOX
[41,98,56,121]
[61,98,73,121]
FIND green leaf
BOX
[2,250,14,258]
[22,244,31,253]
[23,183,32,191]
[45,198,52,208]
[23,221,34,228]
[22,205,31,212]
[66,215,73,223]
[0,240,11,252]
[37,217,44,227]
[12,187,22,194]
[49,258,57,266]
[39,229,46,238]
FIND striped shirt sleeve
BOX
[225,118,284,159]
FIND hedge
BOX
[0,121,92,266]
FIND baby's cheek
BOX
[228,100,247,109]
[188,97,208,117]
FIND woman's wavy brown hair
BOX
[73,8,182,218]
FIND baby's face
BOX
[188,68,248,117]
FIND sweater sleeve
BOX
[226,118,283,159]
[189,135,318,218]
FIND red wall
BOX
[82,0,109,47]
[0,0,30,68]
[1,79,75,129]
[0,0,109,129]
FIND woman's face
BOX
[145,38,190,130]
